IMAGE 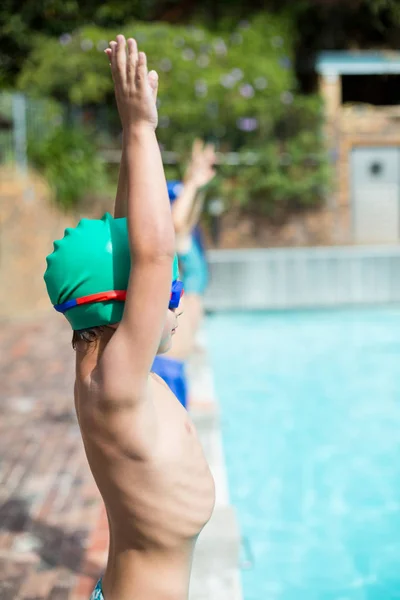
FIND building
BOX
[317,51,400,244]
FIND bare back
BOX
[75,352,215,599]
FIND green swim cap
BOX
[44,213,179,331]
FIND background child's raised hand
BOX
[106,35,158,131]
[185,139,217,189]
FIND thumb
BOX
[148,70,159,102]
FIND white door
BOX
[351,147,400,243]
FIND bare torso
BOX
[75,359,215,600]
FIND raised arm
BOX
[184,191,206,236]
[100,35,175,401]
[113,139,128,218]
[172,141,216,238]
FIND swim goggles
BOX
[54,280,184,314]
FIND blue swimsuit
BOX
[90,580,104,600]
[152,355,188,409]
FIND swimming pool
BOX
[206,308,400,600]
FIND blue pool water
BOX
[206,308,400,600]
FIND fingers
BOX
[108,41,117,80]
[115,34,127,87]
[192,139,203,159]
[136,51,148,86]
[104,47,112,65]
[148,70,159,102]
[204,142,216,165]
[107,34,159,130]
[127,38,138,86]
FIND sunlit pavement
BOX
[0,313,105,600]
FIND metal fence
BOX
[205,246,400,310]
[1,92,265,169]
[0,92,63,166]
[0,93,15,163]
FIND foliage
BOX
[27,125,108,209]
[362,0,400,23]
[18,15,295,106]
[18,13,330,215]
[0,0,154,86]
[217,97,330,219]
[2,0,400,88]
[297,0,400,58]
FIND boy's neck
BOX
[75,328,115,379]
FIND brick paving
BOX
[0,313,106,600]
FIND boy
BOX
[153,144,216,408]
[44,36,215,600]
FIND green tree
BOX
[2,0,400,87]
[28,124,108,209]
[18,14,330,215]
[0,0,153,85]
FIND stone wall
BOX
[211,207,338,249]
[0,167,75,320]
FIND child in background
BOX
[152,141,216,408]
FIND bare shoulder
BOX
[75,371,158,459]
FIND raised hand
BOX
[185,139,217,189]
[106,35,158,130]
